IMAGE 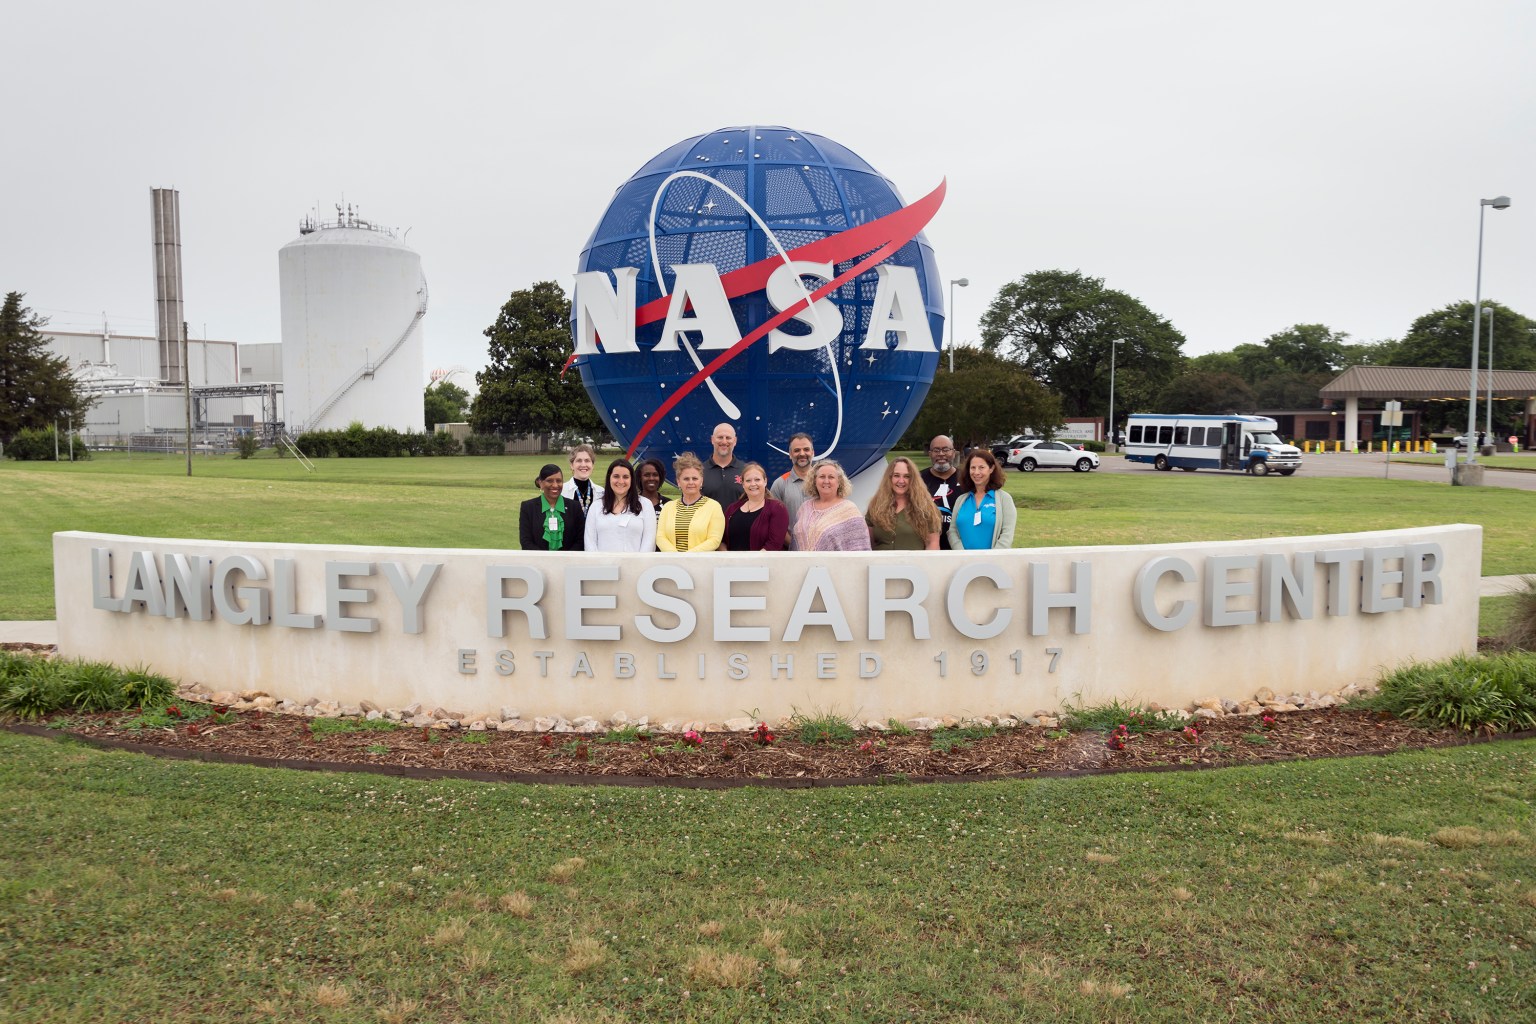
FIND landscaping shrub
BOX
[0,658,70,718]
[790,710,856,745]
[293,425,456,458]
[1498,576,1536,652]
[4,427,90,461]
[462,433,506,456]
[1363,652,1536,732]
[234,434,260,459]
[0,654,173,719]
[430,431,464,456]
[1060,697,1187,733]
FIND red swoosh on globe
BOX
[599,178,946,458]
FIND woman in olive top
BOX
[865,456,942,550]
[948,449,1017,550]
[518,463,587,551]
[656,453,725,552]
[722,462,789,551]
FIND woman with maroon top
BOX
[722,462,789,551]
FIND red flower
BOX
[165,705,181,718]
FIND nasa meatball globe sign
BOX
[571,126,944,478]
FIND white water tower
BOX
[279,204,426,433]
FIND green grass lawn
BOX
[1,731,1532,1023]
[4,456,1535,1021]
[3,451,1534,619]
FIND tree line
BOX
[466,271,1534,448]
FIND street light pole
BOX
[1483,307,1494,440]
[1467,195,1511,464]
[947,277,969,372]
[1108,339,1124,449]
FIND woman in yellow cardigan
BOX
[656,452,725,552]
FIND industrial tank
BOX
[279,205,426,433]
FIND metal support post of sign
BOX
[1382,401,1403,480]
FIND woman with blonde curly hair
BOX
[792,459,871,552]
[864,456,942,550]
[656,452,725,552]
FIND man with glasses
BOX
[770,432,815,548]
[920,435,960,550]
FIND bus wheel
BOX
[1179,466,1197,472]
[1154,455,1170,471]
[1250,460,1270,476]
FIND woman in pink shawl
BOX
[792,460,872,552]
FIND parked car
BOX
[990,434,1041,460]
[1006,439,1100,472]
[1451,433,1490,451]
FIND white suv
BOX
[1006,439,1100,472]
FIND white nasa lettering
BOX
[654,265,741,352]
[859,266,935,351]
[572,268,639,355]
[766,261,840,353]
[569,262,940,357]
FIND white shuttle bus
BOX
[1124,414,1302,476]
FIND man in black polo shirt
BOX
[701,422,746,506]
[919,434,960,550]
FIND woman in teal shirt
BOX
[948,449,1016,550]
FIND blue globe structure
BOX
[572,125,944,481]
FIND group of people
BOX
[517,429,1016,554]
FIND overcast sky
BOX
[4,0,1532,384]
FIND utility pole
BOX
[183,320,193,477]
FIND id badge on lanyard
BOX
[548,514,560,532]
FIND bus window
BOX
[1158,426,1173,445]
[1189,427,1206,446]
[1174,427,1188,445]
[1129,425,1143,443]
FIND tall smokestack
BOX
[150,188,185,384]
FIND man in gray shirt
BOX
[769,432,815,547]
[701,422,747,506]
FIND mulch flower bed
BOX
[9,704,1519,788]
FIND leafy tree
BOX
[1253,370,1334,410]
[471,282,603,439]
[1230,324,1350,381]
[1338,338,1401,368]
[424,380,470,429]
[1152,371,1256,413]
[910,347,1062,451]
[979,270,1186,419]
[1393,300,1536,370]
[1188,350,1242,376]
[1,292,92,446]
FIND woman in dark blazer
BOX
[722,462,789,551]
[519,463,587,551]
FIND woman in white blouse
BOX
[583,458,656,552]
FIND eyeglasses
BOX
[927,447,954,454]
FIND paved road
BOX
[1093,450,1536,491]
